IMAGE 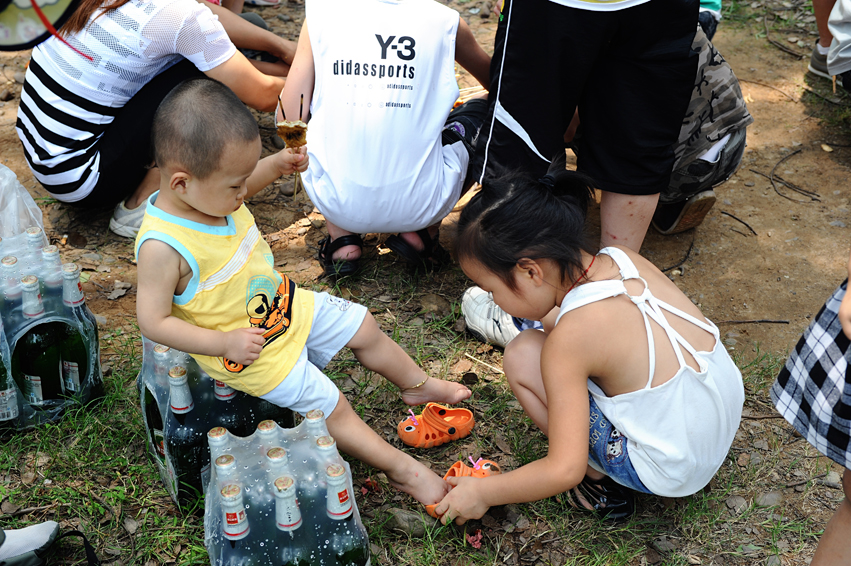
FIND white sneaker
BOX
[109,198,147,238]
[461,286,521,348]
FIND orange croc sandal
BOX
[425,458,501,518]
[397,403,475,449]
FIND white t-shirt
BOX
[302,0,467,234]
[16,0,235,203]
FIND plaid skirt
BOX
[771,280,851,469]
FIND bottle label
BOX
[214,380,236,400]
[62,361,81,393]
[24,374,44,405]
[0,388,18,420]
[223,506,250,540]
[153,428,166,461]
[276,499,302,531]
[326,485,353,519]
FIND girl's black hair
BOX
[455,159,596,291]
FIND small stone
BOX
[830,220,846,228]
[744,181,755,187]
[0,89,11,102]
[723,338,738,346]
[827,471,841,484]
[123,517,139,535]
[646,549,663,564]
[385,508,426,537]
[13,72,25,84]
[409,317,424,327]
[453,317,466,333]
[723,199,732,205]
[756,491,783,507]
[754,439,769,450]
[787,36,800,43]
[81,252,102,261]
[750,452,763,466]
[468,6,480,13]
[296,227,308,236]
[95,314,108,326]
[276,13,291,21]
[767,556,782,566]
[822,144,834,153]
[726,495,747,514]
[792,141,802,147]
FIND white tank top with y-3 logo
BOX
[303,0,467,234]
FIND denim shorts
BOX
[587,395,652,494]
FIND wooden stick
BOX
[738,78,798,102]
[277,95,286,121]
[464,353,504,375]
[299,94,304,121]
[661,236,695,273]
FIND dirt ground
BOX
[2,0,851,563]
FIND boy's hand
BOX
[434,476,490,525]
[275,146,309,176]
[222,328,266,366]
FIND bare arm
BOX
[245,146,309,198]
[199,0,296,64]
[841,248,851,339]
[136,239,265,365]
[205,51,286,112]
[434,330,592,522]
[455,18,491,90]
[280,21,315,123]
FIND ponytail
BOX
[61,0,133,36]
[455,161,597,291]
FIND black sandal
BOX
[384,229,450,272]
[566,475,635,522]
[317,234,363,279]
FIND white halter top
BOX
[556,247,744,497]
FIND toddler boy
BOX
[135,78,470,505]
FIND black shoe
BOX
[652,190,717,235]
[442,98,489,153]
[317,234,362,280]
[384,229,450,273]
[567,475,636,522]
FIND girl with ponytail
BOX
[435,169,744,523]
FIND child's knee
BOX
[504,330,544,388]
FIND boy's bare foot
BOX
[400,375,471,406]
[387,456,450,505]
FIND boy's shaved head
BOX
[152,78,260,179]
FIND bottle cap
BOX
[25,227,42,240]
[257,420,277,434]
[20,275,38,290]
[266,447,287,462]
[326,463,346,479]
[1,256,16,267]
[61,263,80,277]
[168,366,187,379]
[153,344,170,355]
[306,409,324,421]
[42,245,58,256]
[220,484,241,500]
[274,476,295,493]
[208,427,228,441]
[215,454,235,468]
[316,435,336,449]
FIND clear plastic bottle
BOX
[23,227,44,277]
[315,436,341,469]
[60,263,104,403]
[304,409,329,438]
[41,246,62,313]
[325,464,369,566]
[1,257,21,331]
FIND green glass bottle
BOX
[12,275,64,410]
[0,325,20,434]
[325,464,370,566]
[61,263,104,403]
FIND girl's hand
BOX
[222,328,266,366]
[275,147,308,176]
[434,477,490,525]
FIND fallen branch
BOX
[8,503,59,517]
[785,473,827,489]
[716,319,790,324]
[720,211,758,236]
[741,414,785,420]
[739,78,798,102]
[764,14,806,59]
[768,149,818,203]
[464,353,504,375]
[749,168,820,199]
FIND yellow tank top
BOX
[135,194,314,396]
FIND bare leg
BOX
[125,167,159,209]
[812,468,851,565]
[347,312,470,405]
[398,222,440,252]
[599,191,659,253]
[813,0,837,47]
[503,330,549,435]
[326,393,449,504]
[325,221,362,261]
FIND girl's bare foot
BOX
[400,376,471,406]
[387,456,450,505]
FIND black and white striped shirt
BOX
[16,0,235,202]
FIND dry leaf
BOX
[495,436,513,455]
[107,288,128,300]
[451,359,473,374]
[822,143,834,152]
[1,499,20,515]
[21,471,36,485]
[293,260,313,271]
[123,516,139,535]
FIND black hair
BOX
[152,78,260,179]
[455,161,596,291]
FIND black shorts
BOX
[476,0,699,196]
[75,60,205,208]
